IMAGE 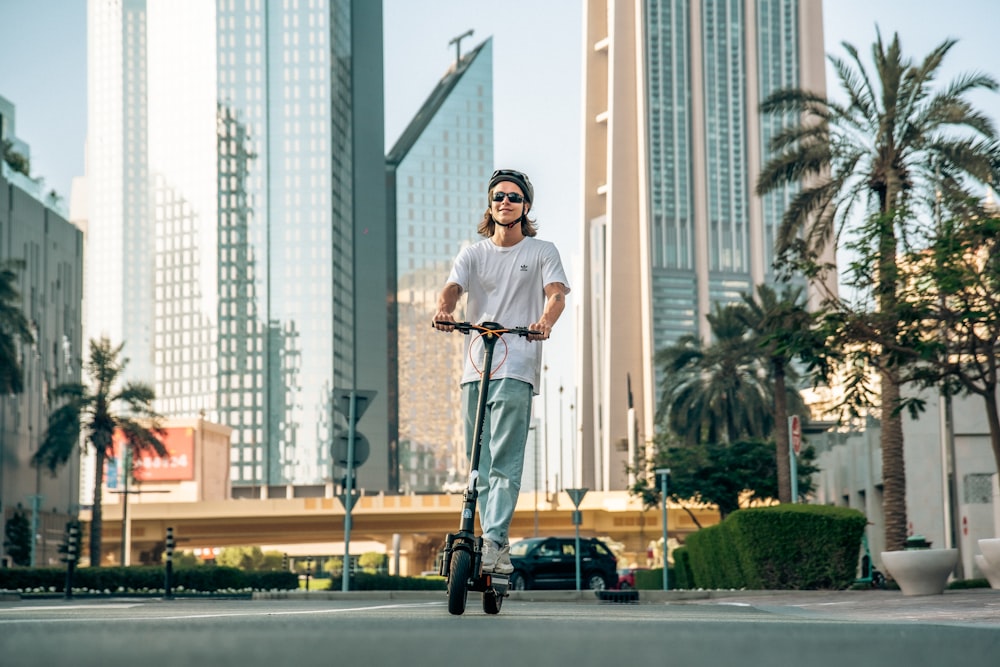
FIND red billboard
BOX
[112,427,195,481]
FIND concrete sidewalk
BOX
[672,588,1000,627]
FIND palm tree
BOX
[756,31,997,551]
[33,336,166,566]
[0,259,34,394]
[736,284,818,503]
[656,302,772,445]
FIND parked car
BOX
[616,567,650,590]
[507,536,618,591]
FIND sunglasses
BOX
[491,191,525,204]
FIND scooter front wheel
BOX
[447,549,472,615]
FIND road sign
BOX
[789,415,802,455]
[333,389,377,423]
[565,488,589,508]
[332,432,370,467]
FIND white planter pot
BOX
[979,538,1000,569]
[974,554,1000,589]
[880,548,958,596]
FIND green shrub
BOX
[683,504,867,590]
[634,568,660,589]
[0,564,298,594]
[686,522,745,589]
[245,570,299,591]
[728,505,866,590]
[672,548,694,589]
[333,572,446,591]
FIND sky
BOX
[2,0,1000,487]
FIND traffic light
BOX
[164,526,176,600]
[282,553,289,571]
[63,521,80,600]
[63,521,80,565]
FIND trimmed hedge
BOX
[683,504,867,590]
[686,520,746,589]
[672,548,694,589]
[729,505,866,590]
[0,565,299,594]
[334,572,446,591]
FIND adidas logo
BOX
[519,264,528,271]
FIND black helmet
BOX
[488,169,533,205]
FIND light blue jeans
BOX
[462,378,533,546]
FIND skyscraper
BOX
[578,0,827,490]
[85,0,388,494]
[1,95,84,565]
[387,37,493,493]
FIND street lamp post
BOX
[543,364,549,499]
[531,425,539,536]
[569,402,576,487]
[558,385,564,490]
[655,468,670,591]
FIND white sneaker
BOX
[481,539,501,572]
[496,542,514,575]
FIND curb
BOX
[250,589,725,603]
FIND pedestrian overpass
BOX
[87,490,719,575]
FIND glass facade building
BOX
[578,0,827,490]
[86,0,387,493]
[387,39,493,493]
[0,100,85,563]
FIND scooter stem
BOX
[459,321,502,534]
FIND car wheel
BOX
[509,571,529,591]
[586,572,607,591]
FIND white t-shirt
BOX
[447,236,570,394]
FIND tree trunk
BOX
[982,384,1000,485]
[773,363,792,503]
[880,365,908,553]
[681,505,704,529]
[90,446,104,566]
[876,204,908,554]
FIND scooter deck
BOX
[469,572,509,596]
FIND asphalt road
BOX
[1,592,998,667]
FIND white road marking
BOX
[0,603,143,613]
[0,601,445,624]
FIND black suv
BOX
[507,536,618,591]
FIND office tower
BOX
[86,0,387,494]
[578,0,827,490]
[0,96,85,565]
[387,37,493,493]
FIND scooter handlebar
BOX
[433,321,541,337]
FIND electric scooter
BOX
[434,320,540,615]
[856,531,886,589]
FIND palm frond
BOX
[33,403,83,472]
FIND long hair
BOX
[477,209,538,238]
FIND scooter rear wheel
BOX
[483,588,502,615]
[447,549,472,615]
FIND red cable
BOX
[467,325,511,377]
